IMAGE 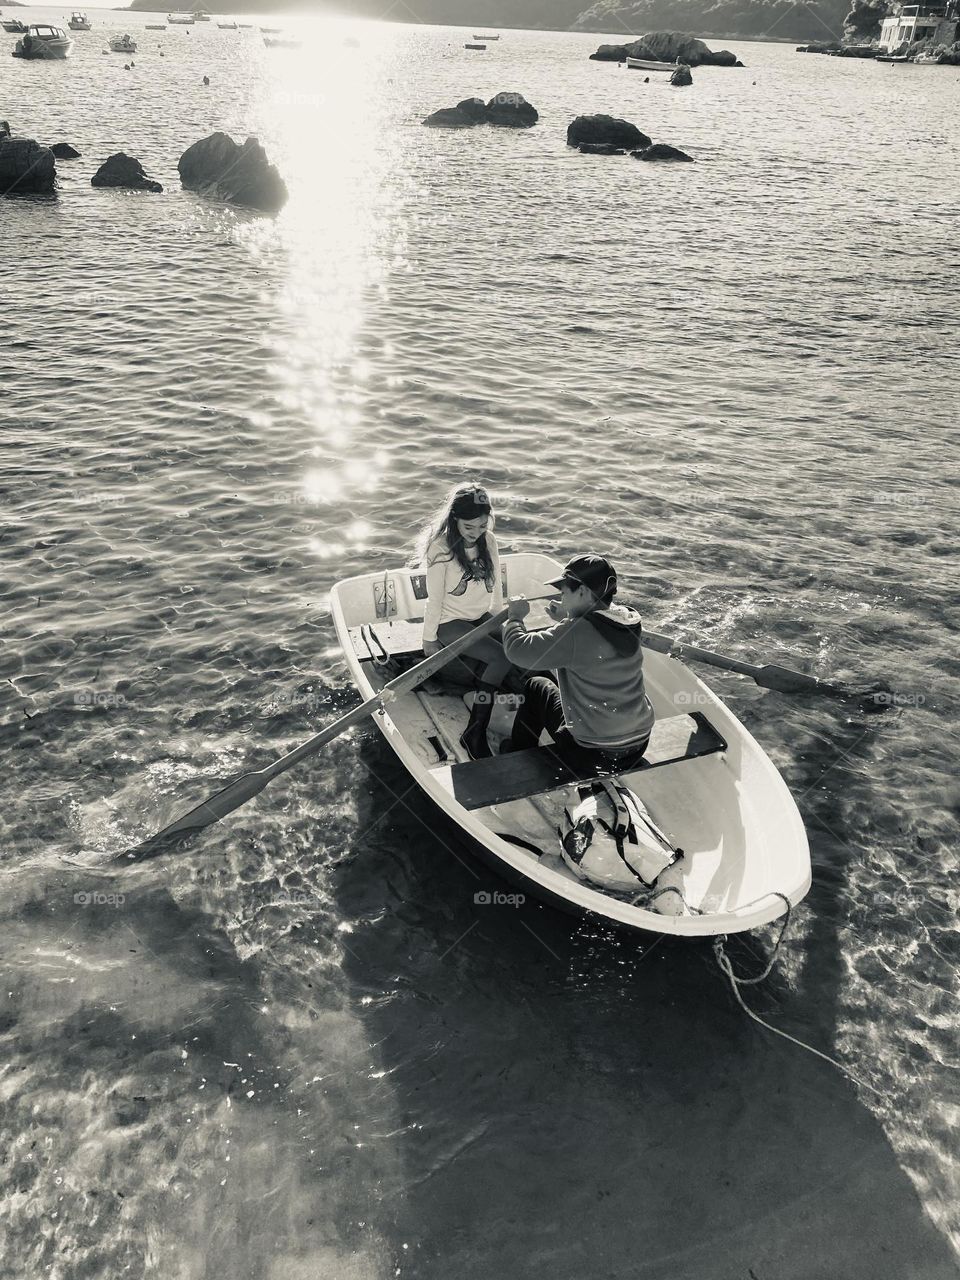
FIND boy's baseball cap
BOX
[546,555,618,599]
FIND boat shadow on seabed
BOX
[335,726,959,1280]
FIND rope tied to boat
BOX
[713,895,881,1096]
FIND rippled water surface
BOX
[2,11,959,1278]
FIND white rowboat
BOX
[627,56,684,71]
[331,552,811,938]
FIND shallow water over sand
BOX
[1,13,959,1277]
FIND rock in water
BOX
[590,33,743,67]
[456,97,489,122]
[485,92,538,127]
[578,142,626,155]
[178,132,287,213]
[0,121,11,141]
[50,143,82,159]
[0,138,56,194]
[567,115,651,150]
[91,153,163,192]
[423,93,539,129]
[632,143,694,162]
[670,66,693,86]
[589,43,628,60]
[423,106,481,128]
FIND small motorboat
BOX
[330,552,811,938]
[2,17,27,32]
[464,42,486,50]
[12,24,74,58]
[473,33,500,39]
[876,53,914,62]
[627,56,681,71]
[263,35,300,47]
[109,32,137,52]
[167,12,195,23]
[68,11,92,29]
[192,8,211,19]
[217,20,238,28]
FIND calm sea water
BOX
[2,11,959,1277]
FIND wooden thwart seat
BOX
[348,620,424,661]
[431,712,728,811]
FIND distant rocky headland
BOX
[123,0,845,42]
[124,0,955,50]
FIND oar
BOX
[125,605,516,862]
[641,629,892,711]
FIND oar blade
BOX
[756,665,893,711]
[755,664,833,695]
[120,770,270,861]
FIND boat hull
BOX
[12,36,73,58]
[330,554,811,939]
[627,57,680,71]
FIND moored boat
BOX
[330,552,811,938]
[167,12,195,23]
[627,55,683,71]
[68,11,91,29]
[12,24,73,57]
[464,42,486,49]
[217,20,238,28]
[109,32,137,52]
[2,17,27,32]
[473,33,500,38]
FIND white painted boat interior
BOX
[331,554,811,937]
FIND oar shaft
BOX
[643,630,760,679]
[261,604,512,780]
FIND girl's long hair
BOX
[414,482,496,582]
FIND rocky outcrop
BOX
[579,142,627,154]
[842,0,888,41]
[589,33,743,66]
[632,143,694,161]
[50,142,81,159]
[423,93,539,129]
[670,65,693,84]
[423,105,479,128]
[567,115,651,149]
[91,153,162,193]
[178,132,287,212]
[485,92,539,127]
[0,137,56,194]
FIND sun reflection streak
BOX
[254,20,405,510]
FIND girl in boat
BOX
[416,483,514,760]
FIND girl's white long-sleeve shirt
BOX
[421,533,503,643]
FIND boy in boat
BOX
[501,554,654,773]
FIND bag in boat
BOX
[559,780,680,893]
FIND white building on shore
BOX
[878,1,959,52]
